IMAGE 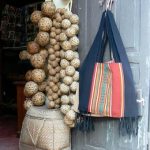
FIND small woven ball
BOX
[55,35,60,41]
[74,51,79,58]
[73,71,79,81]
[38,17,52,31]
[61,41,72,50]
[71,58,80,68]
[63,76,73,85]
[19,50,30,60]
[48,101,55,109]
[30,11,42,24]
[53,77,59,83]
[69,94,76,105]
[60,105,71,115]
[25,70,32,81]
[55,51,60,57]
[52,85,59,92]
[31,69,45,83]
[24,81,38,97]
[55,104,60,109]
[24,99,33,110]
[36,32,49,46]
[55,29,61,35]
[56,15,62,22]
[55,66,61,73]
[70,14,79,24]
[49,68,57,76]
[60,70,66,78]
[69,36,80,47]
[49,54,56,61]
[71,24,79,34]
[62,19,71,29]
[41,1,56,17]
[48,48,55,54]
[55,98,61,104]
[60,59,70,69]
[52,93,58,100]
[27,41,40,54]
[60,50,65,58]
[65,50,74,61]
[64,11,72,19]
[66,27,76,38]
[50,32,56,38]
[70,81,78,92]
[66,110,76,120]
[39,49,48,59]
[50,38,57,45]
[60,8,66,15]
[69,122,75,128]
[32,92,45,106]
[60,83,69,94]
[61,95,70,104]
[38,81,47,92]
[54,44,60,51]
[50,61,59,68]
[64,116,74,125]
[65,66,75,76]
[59,33,67,41]
[30,54,45,68]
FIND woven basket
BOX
[19,106,71,150]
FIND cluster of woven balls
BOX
[19,1,80,128]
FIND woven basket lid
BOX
[26,106,63,120]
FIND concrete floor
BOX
[0,116,19,150]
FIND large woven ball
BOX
[31,69,46,83]
[24,81,38,97]
[60,83,69,94]
[41,1,56,17]
[73,71,79,81]
[64,11,72,19]
[32,92,45,106]
[70,81,78,92]
[65,50,74,61]
[71,58,80,68]
[65,66,75,76]
[24,99,33,110]
[61,19,71,29]
[60,59,70,69]
[27,41,40,54]
[61,41,72,50]
[63,76,73,85]
[59,33,67,41]
[38,17,52,31]
[69,36,80,47]
[25,70,32,81]
[61,95,70,104]
[71,24,79,34]
[60,105,71,114]
[70,14,79,24]
[30,11,42,24]
[19,50,30,60]
[36,32,49,46]
[30,54,45,68]
[38,81,47,92]
[66,27,76,38]
[66,110,76,120]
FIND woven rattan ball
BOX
[50,32,56,38]
[55,73,60,79]
[60,8,66,15]
[48,101,55,109]
[50,38,57,45]
[55,66,61,73]
[38,81,47,92]
[52,85,59,92]
[71,24,79,34]
[74,51,79,58]
[61,41,72,50]
[50,61,59,68]
[65,50,74,61]
[38,17,52,31]
[69,36,79,47]
[39,49,48,58]
[70,14,79,24]
[41,1,56,17]
[25,70,32,81]
[73,71,79,81]
[31,69,45,83]
[53,77,59,83]
[55,98,61,104]
[47,95,53,101]
[47,89,52,96]
[60,70,66,78]
[63,76,73,85]
[55,51,60,57]
[65,66,75,76]
[66,27,76,38]
[55,29,61,35]
[60,105,71,115]
[55,35,60,41]
[19,50,30,60]
[60,59,70,69]
[69,94,76,105]
[24,81,38,97]
[27,41,40,54]
[30,54,45,68]
[48,48,55,54]
[49,81,55,88]
[24,99,33,110]
[62,19,71,29]
[54,44,60,51]
[32,92,45,106]
[47,64,52,70]
[61,95,70,104]
[71,58,80,68]
[52,93,58,100]
[30,11,42,24]
[70,81,78,92]
[60,83,69,94]
[64,116,74,125]
[55,104,60,109]
[59,33,67,41]
[64,11,72,19]
[49,68,56,76]
[56,15,62,22]
[36,32,49,46]
[60,50,65,58]
[49,54,56,61]
[66,110,76,120]
[51,27,56,32]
